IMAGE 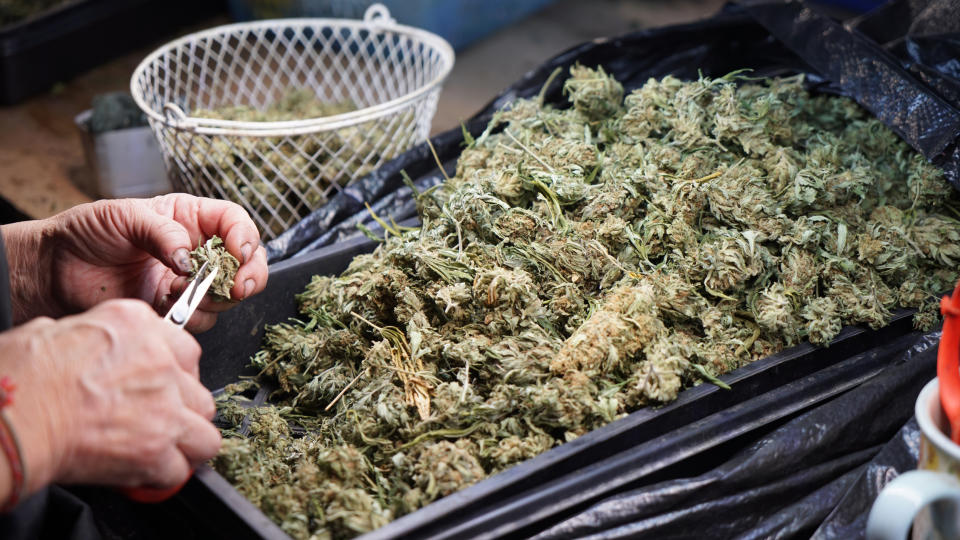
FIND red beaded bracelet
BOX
[0,376,24,511]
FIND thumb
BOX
[109,200,195,275]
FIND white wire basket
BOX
[130,4,454,238]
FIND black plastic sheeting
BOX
[531,332,937,540]
[742,0,960,187]
[266,0,960,263]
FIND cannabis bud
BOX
[190,236,239,301]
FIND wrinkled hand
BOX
[3,194,268,332]
[0,299,219,501]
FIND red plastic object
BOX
[938,281,960,444]
[119,472,191,503]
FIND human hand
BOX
[2,194,268,332]
[0,299,220,503]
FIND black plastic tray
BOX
[183,229,920,540]
[0,0,224,105]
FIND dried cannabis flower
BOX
[216,66,960,539]
[190,236,239,301]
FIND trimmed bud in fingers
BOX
[174,196,260,266]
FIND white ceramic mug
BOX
[867,379,960,540]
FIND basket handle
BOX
[363,3,396,26]
[163,102,198,132]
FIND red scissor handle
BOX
[118,471,192,503]
[938,282,960,444]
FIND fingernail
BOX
[173,248,192,273]
[244,279,255,299]
[240,242,253,264]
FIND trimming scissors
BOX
[164,262,220,328]
[120,262,219,503]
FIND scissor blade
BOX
[185,262,211,308]
[184,266,219,314]
[164,264,219,328]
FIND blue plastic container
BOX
[227,0,557,50]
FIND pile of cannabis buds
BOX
[214,66,960,539]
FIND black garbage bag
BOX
[741,0,960,186]
[266,0,960,263]
[811,420,922,539]
[530,332,938,540]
